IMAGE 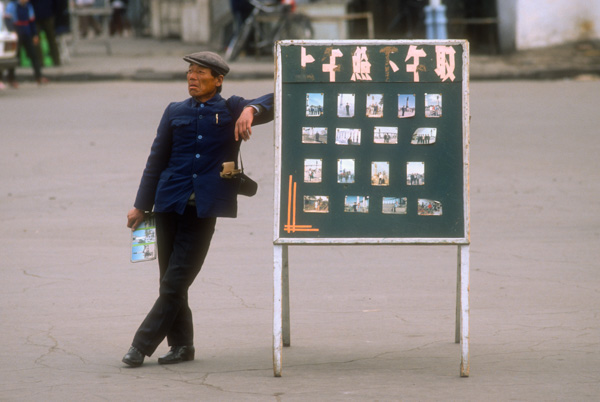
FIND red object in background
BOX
[281,0,296,12]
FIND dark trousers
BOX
[8,34,42,81]
[35,17,61,66]
[132,207,216,356]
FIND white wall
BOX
[297,1,351,40]
[181,0,211,43]
[499,0,600,51]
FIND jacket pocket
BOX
[171,118,192,128]
[171,118,195,141]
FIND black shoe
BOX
[158,346,195,365]
[122,346,145,367]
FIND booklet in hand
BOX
[131,213,157,263]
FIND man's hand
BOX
[33,35,39,46]
[235,106,256,141]
[127,208,146,230]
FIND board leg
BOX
[459,244,470,377]
[273,245,284,377]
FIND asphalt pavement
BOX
[10,36,600,82]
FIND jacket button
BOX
[193,174,197,178]
[195,154,200,158]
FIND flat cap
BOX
[183,51,230,76]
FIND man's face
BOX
[187,64,223,102]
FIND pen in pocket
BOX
[216,114,219,124]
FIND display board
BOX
[274,40,469,244]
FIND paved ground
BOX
[1,36,600,401]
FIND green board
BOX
[274,40,469,244]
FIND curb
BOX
[23,71,277,83]
[33,68,600,82]
[469,67,600,81]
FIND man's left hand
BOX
[235,106,256,141]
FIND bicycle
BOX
[225,0,314,62]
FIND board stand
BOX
[272,243,470,377]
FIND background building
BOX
[126,0,600,54]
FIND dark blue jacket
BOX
[6,1,37,37]
[134,93,274,218]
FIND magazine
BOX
[130,213,157,263]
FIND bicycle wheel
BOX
[225,18,254,61]
[279,13,314,40]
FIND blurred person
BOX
[109,0,130,36]
[75,0,100,38]
[53,0,69,35]
[229,0,253,34]
[0,0,8,89]
[31,0,61,66]
[5,0,48,85]
[52,0,69,64]
[121,51,274,367]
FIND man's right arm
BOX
[128,104,173,228]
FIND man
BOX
[122,51,273,367]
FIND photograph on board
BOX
[344,195,369,213]
[411,127,437,144]
[418,199,442,216]
[425,93,442,118]
[303,195,329,213]
[337,159,355,183]
[371,162,390,186]
[398,94,416,118]
[407,161,425,185]
[335,128,361,145]
[366,94,384,118]
[382,197,408,214]
[373,126,398,144]
[306,93,324,117]
[302,127,328,144]
[304,159,322,183]
[337,93,355,118]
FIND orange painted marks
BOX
[284,175,319,233]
